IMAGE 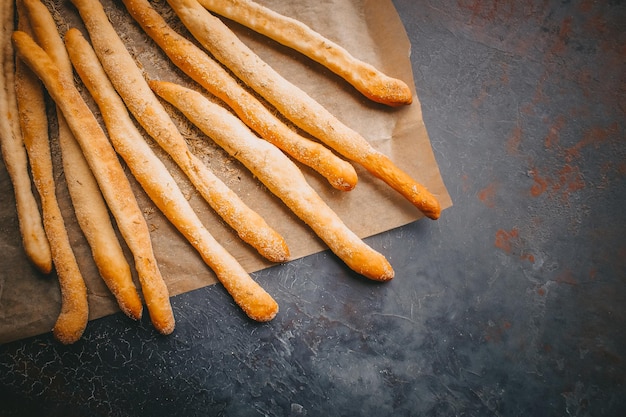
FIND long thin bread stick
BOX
[197,0,413,106]
[13,31,175,335]
[121,0,357,191]
[152,81,394,281]
[71,0,289,264]
[15,3,87,344]
[66,28,278,322]
[23,0,143,320]
[0,0,52,273]
[168,0,441,219]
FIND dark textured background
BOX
[1,0,625,416]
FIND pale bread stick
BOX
[0,0,52,273]
[13,31,175,335]
[197,0,413,106]
[71,0,289,264]
[15,3,88,344]
[66,28,278,322]
[152,81,394,281]
[23,0,143,321]
[169,0,441,219]
[121,0,357,192]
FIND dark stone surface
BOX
[1,1,625,416]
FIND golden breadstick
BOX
[0,0,52,273]
[15,4,88,344]
[169,0,441,220]
[66,28,278,322]
[71,0,289,264]
[23,0,143,320]
[198,0,413,106]
[13,31,175,335]
[121,0,357,192]
[152,81,394,281]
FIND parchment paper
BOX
[0,0,452,344]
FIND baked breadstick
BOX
[152,81,394,281]
[13,31,175,335]
[15,3,88,344]
[0,0,51,273]
[23,0,143,321]
[121,0,356,192]
[66,28,278,322]
[197,0,413,106]
[71,0,289,264]
[168,0,441,220]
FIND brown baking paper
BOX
[0,0,451,344]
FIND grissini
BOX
[121,0,357,192]
[0,0,52,273]
[15,28,87,345]
[197,0,413,106]
[12,31,175,335]
[66,28,278,322]
[152,80,394,281]
[168,0,441,220]
[23,0,143,321]
[15,0,87,344]
[70,0,289,264]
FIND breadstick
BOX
[23,0,143,321]
[13,31,175,335]
[66,28,278,322]
[121,0,356,192]
[152,81,394,281]
[71,0,289,264]
[168,0,441,220]
[197,0,413,106]
[15,2,88,344]
[0,0,52,273]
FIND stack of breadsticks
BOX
[0,0,441,343]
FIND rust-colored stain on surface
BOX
[506,125,523,155]
[578,0,595,13]
[494,228,519,253]
[457,0,506,22]
[544,115,567,150]
[528,163,585,200]
[461,173,472,193]
[549,16,573,56]
[555,269,578,286]
[527,119,621,200]
[565,123,620,162]
[457,0,550,24]
[478,182,498,208]
[494,227,536,264]
[554,164,585,196]
[529,166,549,197]
[490,1,625,207]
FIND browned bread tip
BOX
[197,0,413,106]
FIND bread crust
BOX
[13,30,175,335]
[23,0,143,321]
[121,0,357,192]
[71,0,290,264]
[0,0,52,273]
[16,51,88,345]
[168,0,441,220]
[198,0,413,106]
[66,28,278,322]
[152,81,394,281]
[15,0,89,344]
